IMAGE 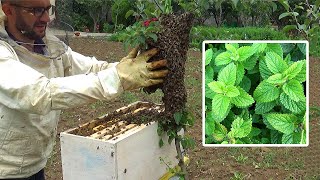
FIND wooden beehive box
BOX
[60,101,179,180]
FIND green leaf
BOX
[225,85,240,97]
[266,44,283,58]
[229,117,252,138]
[236,64,245,85]
[225,43,237,53]
[259,59,274,79]
[255,101,276,114]
[265,52,287,74]
[282,80,305,102]
[264,113,297,134]
[125,10,134,19]
[280,92,306,114]
[215,52,232,66]
[218,63,237,86]
[239,76,251,92]
[237,46,254,61]
[282,132,302,144]
[205,66,214,84]
[205,48,213,66]
[253,81,280,103]
[243,56,258,70]
[249,127,262,137]
[148,33,158,42]
[251,43,267,53]
[212,94,231,122]
[213,122,228,142]
[266,74,286,85]
[270,130,282,144]
[231,87,255,108]
[208,81,225,94]
[205,116,215,136]
[294,60,306,82]
[174,112,182,125]
[205,66,215,99]
[283,61,304,80]
[279,12,299,19]
[283,25,297,33]
[297,43,306,55]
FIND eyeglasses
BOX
[11,4,55,17]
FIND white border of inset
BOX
[202,40,309,147]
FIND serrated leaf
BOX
[282,132,302,144]
[218,63,237,86]
[297,43,306,55]
[254,81,280,103]
[280,92,306,114]
[213,122,227,142]
[239,76,251,92]
[215,52,232,66]
[205,66,214,84]
[212,94,231,122]
[229,117,252,138]
[266,44,283,58]
[255,101,276,114]
[225,43,237,53]
[265,52,287,74]
[243,56,258,70]
[294,60,306,82]
[283,61,304,80]
[225,85,240,97]
[205,48,213,66]
[259,59,273,79]
[282,80,305,102]
[208,81,225,94]
[251,43,267,53]
[249,127,262,137]
[237,46,254,61]
[231,87,254,108]
[205,85,216,99]
[205,116,215,136]
[236,64,245,85]
[270,130,282,144]
[264,113,297,134]
[267,73,286,85]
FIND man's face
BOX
[10,0,51,40]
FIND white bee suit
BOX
[0,2,123,178]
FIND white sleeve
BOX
[0,44,123,115]
[63,47,119,76]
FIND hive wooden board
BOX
[60,102,179,180]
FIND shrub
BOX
[190,26,289,49]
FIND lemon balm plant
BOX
[205,42,307,145]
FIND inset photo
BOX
[203,41,308,147]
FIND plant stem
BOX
[175,137,189,180]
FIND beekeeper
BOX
[0,0,168,179]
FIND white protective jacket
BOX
[0,8,123,179]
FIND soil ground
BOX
[45,38,320,180]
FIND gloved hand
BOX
[116,47,168,91]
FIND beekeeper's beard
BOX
[15,12,47,40]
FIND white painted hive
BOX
[60,101,179,180]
